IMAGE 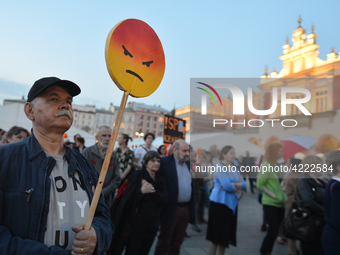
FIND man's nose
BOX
[59,99,71,109]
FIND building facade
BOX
[73,104,96,134]
[176,18,340,152]
[112,105,135,138]
[129,102,169,138]
[94,103,115,134]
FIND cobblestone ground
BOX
[149,187,289,255]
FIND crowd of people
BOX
[1,76,340,255]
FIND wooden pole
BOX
[84,90,130,230]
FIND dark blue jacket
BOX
[158,154,195,224]
[0,134,113,254]
[322,179,340,254]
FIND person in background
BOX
[283,156,302,255]
[158,144,167,157]
[322,150,337,182]
[0,129,5,142]
[82,125,121,208]
[73,133,81,150]
[298,155,326,255]
[134,133,157,170]
[6,126,30,143]
[196,151,210,224]
[209,144,220,165]
[191,148,203,233]
[168,146,174,155]
[235,155,242,168]
[207,145,246,255]
[257,155,268,232]
[188,145,202,234]
[257,142,287,255]
[205,151,214,194]
[0,132,8,145]
[322,150,340,254]
[242,151,256,194]
[116,133,135,180]
[154,139,195,255]
[65,140,75,148]
[109,151,167,255]
[75,136,86,153]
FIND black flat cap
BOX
[27,77,81,102]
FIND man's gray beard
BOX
[100,142,109,150]
[177,152,189,163]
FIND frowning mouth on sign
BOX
[126,70,144,82]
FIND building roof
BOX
[134,102,169,113]
[114,106,135,112]
[4,98,27,104]
[96,108,114,114]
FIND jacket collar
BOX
[26,132,78,176]
[27,132,46,161]
[169,154,190,169]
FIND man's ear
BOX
[24,102,35,121]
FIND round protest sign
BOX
[105,18,165,97]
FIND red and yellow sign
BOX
[105,19,165,97]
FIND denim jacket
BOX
[0,133,113,254]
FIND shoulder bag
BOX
[283,188,316,242]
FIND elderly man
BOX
[0,77,113,254]
[82,125,121,208]
[154,139,195,255]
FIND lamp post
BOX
[135,132,144,138]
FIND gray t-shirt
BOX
[44,153,90,251]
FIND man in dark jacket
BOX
[154,139,195,255]
[0,77,113,254]
[82,125,121,208]
[242,151,256,193]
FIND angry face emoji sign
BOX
[105,19,165,97]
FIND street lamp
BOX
[135,132,144,138]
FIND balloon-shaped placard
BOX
[105,19,165,97]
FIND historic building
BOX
[129,102,169,138]
[176,18,340,152]
[256,18,340,150]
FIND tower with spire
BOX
[279,16,320,76]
